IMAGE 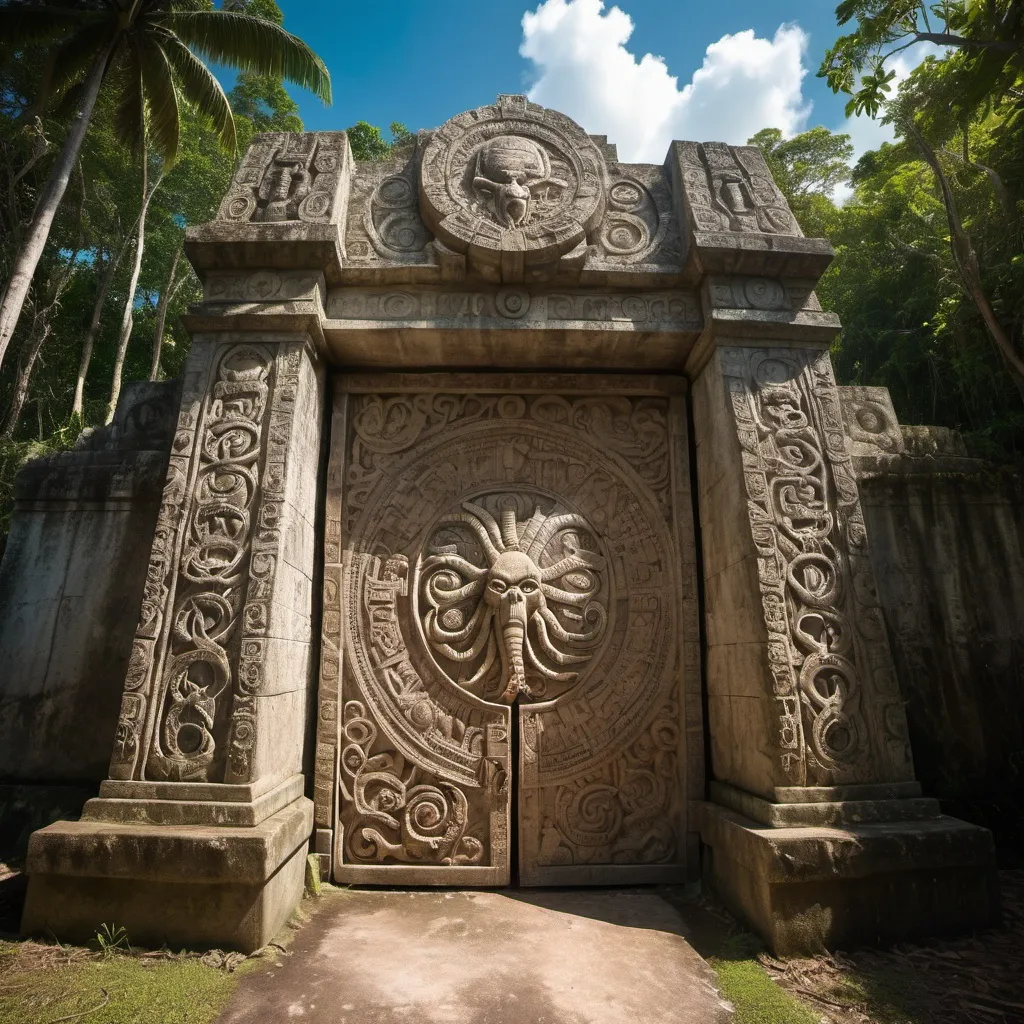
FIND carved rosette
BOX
[419,95,606,273]
[720,347,913,785]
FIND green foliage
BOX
[0,941,244,1024]
[0,0,332,166]
[95,923,132,957]
[347,120,412,161]
[821,2,1024,121]
[0,0,331,534]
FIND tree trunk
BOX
[908,120,1024,402]
[0,41,114,373]
[72,247,121,418]
[2,320,52,439]
[106,159,161,424]
[148,246,183,381]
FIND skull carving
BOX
[471,136,567,229]
[418,497,607,704]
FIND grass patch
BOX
[0,940,256,1024]
[706,934,820,1024]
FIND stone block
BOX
[22,798,313,952]
[700,802,1000,955]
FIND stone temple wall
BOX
[0,381,179,784]
[840,388,1024,854]
[2,96,1008,954]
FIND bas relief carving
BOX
[676,141,801,236]
[836,386,906,458]
[217,132,347,225]
[329,381,698,885]
[721,348,913,786]
[109,341,303,785]
[419,95,606,273]
[418,496,608,704]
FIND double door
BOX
[320,375,700,886]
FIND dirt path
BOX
[216,888,733,1024]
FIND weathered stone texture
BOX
[857,459,1024,842]
[6,95,1009,956]
[0,382,178,782]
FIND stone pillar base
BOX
[21,797,312,952]
[700,800,1000,955]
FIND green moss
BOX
[0,942,251,1024]
[706,936,819,1024]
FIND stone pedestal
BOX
[687,314,999,952]
[23,312,326,951]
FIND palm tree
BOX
[0,0,331,373]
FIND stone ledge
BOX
[25,796,312,886]
[700,801,1000,954]
[185,222,344,283]
[83,774,305,828]
[21,798,313,952]
[711,781,941,828]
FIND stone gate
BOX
[13,96,999,954]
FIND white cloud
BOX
[520,0,810,162]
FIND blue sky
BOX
[273,0,872,155]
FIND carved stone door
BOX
[320,374,700,887]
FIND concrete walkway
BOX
[217,888,733,1024]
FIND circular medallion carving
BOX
[419,99,607,270]
[414,492,610,704]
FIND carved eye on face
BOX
[519,579,539,594]
[489,578,507,594]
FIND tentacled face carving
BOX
[471,136,567,229]
[417,495,608,704]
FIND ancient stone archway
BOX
[20,95,998,955]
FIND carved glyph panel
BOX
[328,378,698,886]
[721,348,913,786]
[217,132,347,225]
[836,386,905,458]
[676,141,801,236]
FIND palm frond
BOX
[0,2,99,46]
[112,39,145,156]
[163,10,331,104]
[159,33,236,155]
[140,37,179,166]
[44,21,117,106]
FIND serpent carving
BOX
[418,497,607,703]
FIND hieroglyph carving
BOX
[419,95,606,270]
[111,345,273,781]
[677,141,800,236]
[218,132,347,224]
[326,289,700,328]
[721,347,913,785]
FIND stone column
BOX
[688,301,1000,953]
[22,299,326,951]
